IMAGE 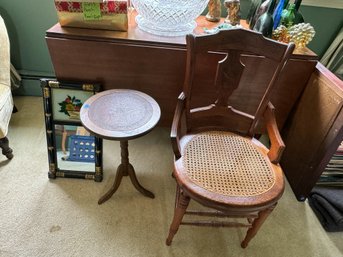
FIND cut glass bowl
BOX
[131,0,209,37]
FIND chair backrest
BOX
[183,28,294,136]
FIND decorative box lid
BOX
[55,0,127,14]
[55,0,126,2]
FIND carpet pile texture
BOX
[0,96,342,257]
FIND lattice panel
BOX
[182,131,275,197]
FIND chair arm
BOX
[263,102,285,164]
[171,92,186,159]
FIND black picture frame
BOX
[41,79,103,182]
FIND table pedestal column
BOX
[98,140,155,204]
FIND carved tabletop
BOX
[81,89,161,140]
[80,89,161,204]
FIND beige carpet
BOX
[1,96,342,257]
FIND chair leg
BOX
[241,203,277,248]
[174,184,181,209]
[166,186,190,246]
[0,136,13,159]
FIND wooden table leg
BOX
[128,163,154,199]
[98,164,124,204]
[98,140,154,204]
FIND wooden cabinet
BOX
[281,63,343,201]
[45,13,317,130]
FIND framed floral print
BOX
[41,79,103,182]
[52,89,92,121]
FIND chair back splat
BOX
[183,29,294,136]
[167,28,295,248]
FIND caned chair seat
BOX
[175,131,284,209]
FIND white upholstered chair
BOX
[0,15,14,159]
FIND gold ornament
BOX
[273,23,315,49]
[288,23,316,49]
[272,25,290,44]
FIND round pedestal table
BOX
[80,89,161,204]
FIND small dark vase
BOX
[253,0,277,37]
[294,0,304,24]
[247,0,262,24]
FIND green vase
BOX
[281,0,304,28]
[281,3,296,27]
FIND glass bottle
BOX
[247,0,262,24]
[273,0,289,29]
[253,0,277,37]
[280,3,295,27]
[294,0,304,24]
[281,1,290,18]
[249,0,268,29]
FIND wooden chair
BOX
[166,29,295,248]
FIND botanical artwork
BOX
[58,95,83,120]
[51,88,93,121]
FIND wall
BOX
[0,0,342,96]
[0,0,58,95]
[301,5,342,58]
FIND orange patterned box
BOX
[54,0,128,31]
